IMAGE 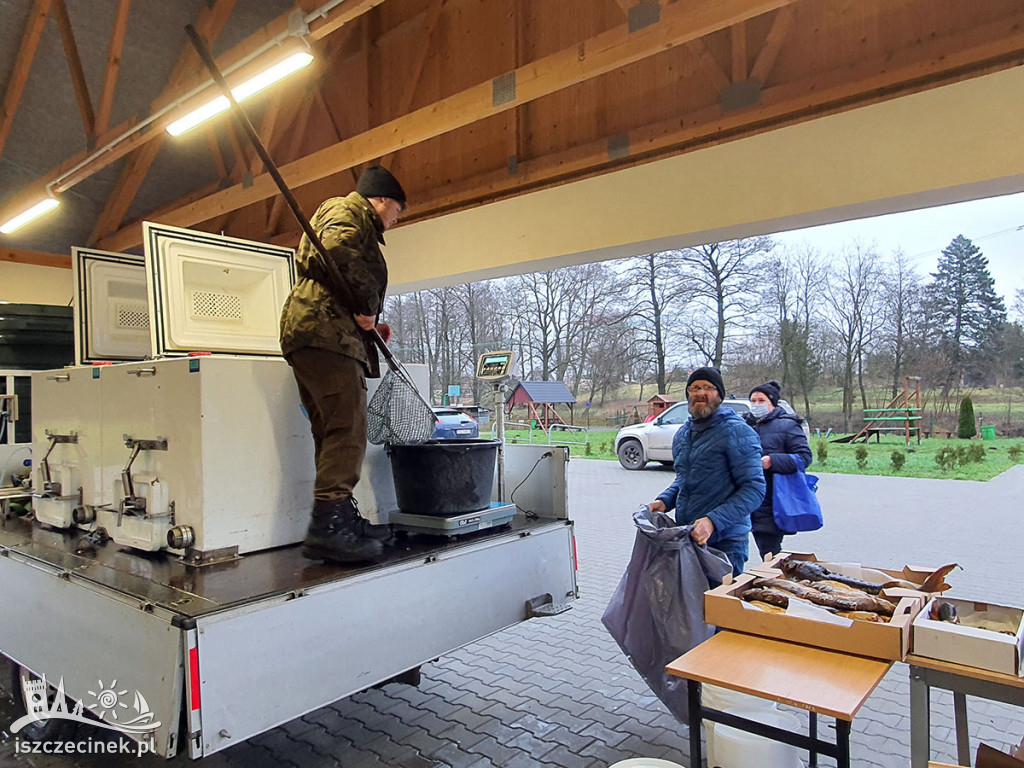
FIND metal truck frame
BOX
[0,443,576,759]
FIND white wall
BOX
[0,263,72,306]
[386,66,1024,293]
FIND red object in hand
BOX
[375,323,392,343]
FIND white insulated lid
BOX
[72,247,150,364]
[142,222,296,356]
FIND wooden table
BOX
[666,632,892,768]
[907,654,1024,768]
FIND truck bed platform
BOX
[0,513,564,621]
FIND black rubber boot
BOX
[303,498,383,564]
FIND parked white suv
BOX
[614,399,751,470]
[614,398,810,470]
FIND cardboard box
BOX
[704,552,952,661]
[705,572,925,661]
[912,597,1024,676]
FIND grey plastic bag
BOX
[601,505,733,722]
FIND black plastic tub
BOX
[387,439,500,516]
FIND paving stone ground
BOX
[1,460,1022,767]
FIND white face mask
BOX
[750,402,772,419]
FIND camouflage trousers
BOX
[286,347,367,501]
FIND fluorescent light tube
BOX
[167,50,314,136]
[0,198,60,234]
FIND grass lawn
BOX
[492,427,1024,481]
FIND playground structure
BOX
[505,380,576,430]
[842,377,923,446]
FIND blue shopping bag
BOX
[772,470,823,534]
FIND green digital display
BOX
[476,351,514,380]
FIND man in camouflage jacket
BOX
[280,166,406,564]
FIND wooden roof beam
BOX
[751,6,795,84]
[379,0,446,168]
[93,0,132,137]
[87,0,238,245]
[393,9,1024,226]
[0,0,52,160]
[206,126,228,180]
[0,246,71,270]
[685,39,730,92]
[51,0,95,139]
[98,0,795,250]
[731,22,747,82]
[0,0,378,228]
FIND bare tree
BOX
[822,243,884,430]
[677,237,772,367]
[766,246,825,417]
[621,252,693,394]
[878,250,924,398]
[507,263,627,391]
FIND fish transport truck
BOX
[0,225,577,759]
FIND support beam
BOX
[87,0,237,245]
[206,126,228,180]
[51,0,95,138]
[100,0,795,248]
[266,96,317,237]
[751,6,795,84]
[94,0,132,137]
[685,39,731,92]
[380,0,446,168]
[0,0,52,159]
[0,247,71,270]
[0,0,376,226]
[731,22,747,82]
[395,11,1024,224]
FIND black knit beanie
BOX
[356,166,406,207]
[686,367,725,399]
[750,379,781,406]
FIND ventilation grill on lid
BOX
[191,291,243,322]
[117,302,150,329]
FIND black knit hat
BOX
[356,165,406,207]
[750,379,781,406]
[686,367,725,399]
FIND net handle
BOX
[184,25,429,411]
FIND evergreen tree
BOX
[958,396,976,439]
[925,235,1006,385]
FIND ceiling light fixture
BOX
[0,196,60,235]
[167,49,314,136]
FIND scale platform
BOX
[389,502,516,537]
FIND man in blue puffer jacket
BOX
[647,367,765,576]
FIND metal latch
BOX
[40,430,78,495]
[119,436,168,523]
[525,593,572,619]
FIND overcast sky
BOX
[773,190,1024,304]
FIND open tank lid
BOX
[142,222,296,357]
[72,247,151,365]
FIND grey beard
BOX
[689,401,719,420]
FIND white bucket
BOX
[608,760,686,768]
[710,708,804,768]
[702,685,778,768]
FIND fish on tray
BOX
[781,559,959,594]
[753,577,896,617]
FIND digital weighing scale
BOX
[388,501,517,538]
[390,351,517,537]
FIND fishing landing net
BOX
[367,367,435,445]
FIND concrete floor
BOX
[2,460,1023,767]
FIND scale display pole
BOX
[475,351,516,503]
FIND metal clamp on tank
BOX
[39,429,78,496]
[119,435,168,523]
